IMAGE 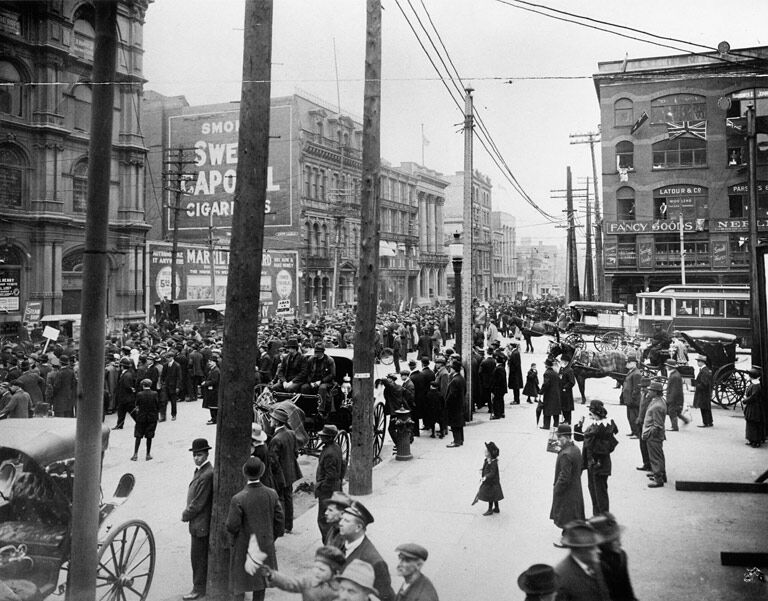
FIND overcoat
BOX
[540,367,561,417]
[133,389,159,439]
[559,365,576,414]
[549,440,585,528]
[475,457,504,503]
[395,572,440,601]
[269,426,302,484]
[507,349,523,390]
[555,555,611,601]
[522,368,540,398]
[314,440,344,499]
[182,462,213,537]
[665,369,684,413]
[692,365,712,409]
[443,372,466,429]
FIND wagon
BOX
[560,301,630,352]
[0,418,154,600]
[254,349,388,466]
[676,330,749,407]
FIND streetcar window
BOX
[700,299,724,317]
[653,298,662,315]
[676,300,699,316]
[663,298,671,316]
[726,299,749,318]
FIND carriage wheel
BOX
[373,403,387,461]
[336,430,350,466]
[96,519,155,601]
[564,334,585,349]
[713,367,749,408]
[596,332,621,352]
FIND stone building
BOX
[491,211,517,299]
[0,1,150,336]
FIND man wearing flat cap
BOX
[642,380,668,488]
[394,543,439,601]
[517,564,557,601]
[269,406,302,533]
[225,456,285,601]
[303,342,336,416]
[554,520,611,601]
[315,424,345,540]
[181,439,214,600]
[323,491,352,547]
[664,359,688,430]
[336,500,395,601]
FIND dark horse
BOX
[549,342,629,404]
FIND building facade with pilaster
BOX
[491,211,517,299]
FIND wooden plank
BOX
[675,481,768,493]
[721,552,768,566]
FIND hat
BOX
[508,339,520,346]
[189,438,212,453]
[400,369,411,376]
[325,491,352,510]
[119,356,132,367]
[315,545,346,573]
[639,377,651,387]
[544,358,554,367]
[386,373,398,381]
[251,424,267,443]
[587,512,624,543]
[750,366,762,378]
[517,564,558,595]
[335,559,378,596]
[286,338,299,349]
[485,441,500,458]
[555,423,572,437]
[165,351,175,359]
[694,354,707,363]
[318,424,338,439]
[450,359,463,372]
[626,356,637,364]
[434,356,446,365]
[664,358,678,367]
[344,500,374,526]
[20,360,29,371]
[408,359,417,368]
[648,381,664,392]
[270,407,290,424]
[314,342,326,353]
[588,400,607,419]
[554,520,602,548]
[140,378,153,388]
[395,543,429,562]
[242,456,266,480]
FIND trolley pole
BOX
[462,86,474,422]
[69,3,117,600]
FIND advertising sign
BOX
[149,247,185,303]
[605,219,707,235]
[710,219,768,232]
[604,239,618,268]
[637,242,653,268]
[712,241,728,268]
[260,251,299,320]
[167,104,294,238]
[0,270,20,312]
[23,301,42,323]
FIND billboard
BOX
[167,103,294,238]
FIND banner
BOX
[0,270,20,312]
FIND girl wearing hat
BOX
[523,362,540,405]
[473,441,504,516]
[131,378,159,461]
[261,545,344,601]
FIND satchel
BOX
[244,534,267,576]
[546,429,560,454]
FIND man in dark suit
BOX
[394,543,439,601]
[225,456,285,601]
[112,356,135,429]
[315,424,345,540]
[621,358,642,437]
[554,520,611,601]
[16,360,45,412]
[51,354,78,418]
[181,438,214,601]
[411,357,435,435]
[664,359,688,430]
[477,349,496,411]
[274,338,308,393]
[269,406,302,533]
[550,424,585,531]
[444,359,466,448]
[540,358,561,430]
[160,351,182,421]
[693,354,714,428]
[337,500,395,601]
[507,341,523,405]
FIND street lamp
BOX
[449,232,463,352]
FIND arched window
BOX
[73,8,95,61]
[650,94,706,123]
[616,187,635,221]
[0,60,23,117]
[304,166,311,197]
[72,84,92,131]
[616,141,634,170]
[614,98,633,127]
[305,222,314,255]
[313,223,320,257]
[0,146,24,208]
[321,223,329,257]
[62,249,84,272]
[72,159,88,213]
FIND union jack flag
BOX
[666,120,707,140]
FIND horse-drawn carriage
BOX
[560,301,630,352]
[676,330,749,407]
[0,419,154,600]
[254,349,388,466]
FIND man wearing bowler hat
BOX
[693,354,714,428]
[181,439,214,600]
[336,500,394,601]
[642,380,668,487]
[664,358,688,430]
[269,406,302,533]
[394,543,439,601]
[335,559,380,601]
[550,423,585,531]
[274,338,308,393]
[517,564,558,601]
[554,520,611,601]
[225,456,284,601]
[315,424,345,540]
[302,342,336,416]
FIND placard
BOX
[42,325,60,340]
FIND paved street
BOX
[97,340,767,601]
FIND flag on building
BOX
[667,120,707,140]
[726,116,745,133]
[630,111,648,134]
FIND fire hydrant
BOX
[393,407,413,461]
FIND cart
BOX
[254,349,388,465]
[560,301,629,352]
[676,330,749,407]
[0,418,154,600]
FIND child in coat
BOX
[474,441,504,516]
[522,363,540,404]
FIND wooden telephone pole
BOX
[349,0,381,495]
[566,167,580,303]
[207,1,273,598]
[162,146,196,301]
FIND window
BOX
[700,299,724,317]
[304,166,311,197]
[727,184,768,220]
[652,137,706,169]
[0,245,22,312]
[319,171,326,201]
[73,84,92,131]
[72,160,88,213]
[729,234,749,266]
[614,98,634,127]
[617,236,636,267]
[0,146,23,207]
[650,94,706,123]
[616,187,635,220]
[0,60,22,117]
[652,298,671,316]
[729,194,745,218]
[676,299,699,316]
[726,299,749,318]
[725,90,768,166]
[616,141,634,170]
[73,13,95,60]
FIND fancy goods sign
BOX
[605,219,706,234]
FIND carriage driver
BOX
[302,343,337,416]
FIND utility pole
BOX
[566,167,580,302]
[582,177,594,300]
[69,3,117,600]
[349,0,381,495]
[570,131,604,299]
[462,87,474,422]
[679,212,686,285]
[207,2,273,599]
[162,146,196,302]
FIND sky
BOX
[142,0,768,246]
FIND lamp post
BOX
[450,232,463,352]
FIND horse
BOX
[549,342,630,404]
